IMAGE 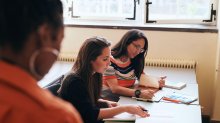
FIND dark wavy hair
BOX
[73,37,111,105]
[0,0,63,52]
[111,29,148,79]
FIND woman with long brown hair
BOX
[59,37,149,123]
[103,29,165,101]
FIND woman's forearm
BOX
[111,86,135,97]
[98,106,126,119]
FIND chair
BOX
[45,83,61,96]
[43,75,64,96]
[44,75,64,88]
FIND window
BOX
[146,0,216,24]
[62,0,137,20]
[61,0,217,25]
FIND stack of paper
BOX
[164,81,187,90]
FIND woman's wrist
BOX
[120,105,128,112]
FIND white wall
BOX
[61,27,218,116]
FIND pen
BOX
[142,109,148,112]
[162,97,181,103]
[132,97,154,102]
[161,76,167,80]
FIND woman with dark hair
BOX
[103,29,165,101]
[0,0,82,122]
[59,37,149,123]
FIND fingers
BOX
[126,105,150,118]
[142,90,154,99]
[148,91,155,98]
[159,80,165,86]
[111,102,118,107]
[160,76,167,79]
[108,104,113,108]
[159,77,166,88]
[107,101,118,107]
[137,106,150,117]
[139,106,147,112]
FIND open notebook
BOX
[139,75,187,90]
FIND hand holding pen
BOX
[158,76,167,89]
[123,105,150,118]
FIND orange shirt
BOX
[0,61,82,123]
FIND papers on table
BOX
[164,81,187,90]
[162,92,198,104]
[104,107,175,123]
[103,112,136,122]
[139,75,187,90]
[136,111,175,123]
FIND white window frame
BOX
[61,0,218,26]
[145,0,217,25]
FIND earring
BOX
[29,47,59,80]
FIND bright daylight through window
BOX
[61,0,217,25]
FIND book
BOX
[162,92,198,104]
[139,74,159,88]
[164,81,186,90]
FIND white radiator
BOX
[57,54,196,69]
[57,53,76,62]
[146,58,196,69]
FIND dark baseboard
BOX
[202,115,210,123]
[211,120,220,123]
[202,115,220,123]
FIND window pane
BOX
[62,0,73,19]
[72,0,134,19]
[149,0,212,20]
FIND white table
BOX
[117,96,201,123]
[38,62,201,123]
[114,66,201,123]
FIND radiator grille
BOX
[57,54,196,69]
[145,58,196,69]
[57,53,75,62]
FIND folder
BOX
[162,92,198,104]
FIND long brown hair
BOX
[112,29,148,79]
[73,37,111,105]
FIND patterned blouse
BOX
[103,56,136,87]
